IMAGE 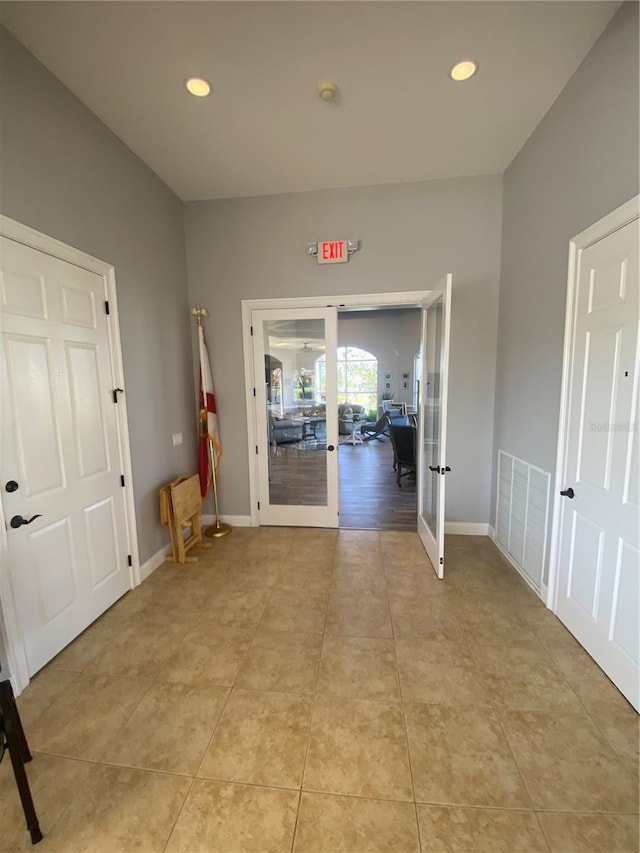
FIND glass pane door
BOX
[417,275,452,577]
[252,307,338,527]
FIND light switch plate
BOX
[172,432,183,447]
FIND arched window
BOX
[316,346,378,410]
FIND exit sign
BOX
[317,240,348,264]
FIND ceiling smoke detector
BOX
[318,81,338,101]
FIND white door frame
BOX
[0,215,140,693]
[547,195,640,611]
[242,291,431,527]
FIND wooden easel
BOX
[159,474,210,563]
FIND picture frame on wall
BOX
[384,381,392,390]
[384,372,393,381]
[402,380,409,390]
[402,372,410,380]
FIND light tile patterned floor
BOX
[2,529,638,852]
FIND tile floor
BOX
[1,529,638,852]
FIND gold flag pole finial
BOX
[191,305,209,328]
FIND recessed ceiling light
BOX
[450,60,477,82]
[185,77,211,98]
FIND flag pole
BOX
[206,440,231,538]
[191,305,231,539]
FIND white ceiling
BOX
[0,1,619,201]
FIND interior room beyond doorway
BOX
[336,307,421,530]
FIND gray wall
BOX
[492,2,640,540]
[338,309,421,409]
[0,28,197,565]
[185,175,503,524]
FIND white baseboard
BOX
[488,524,496,540]
[139,543,172,583]
[444,522,491,536]
[201,514,253,527]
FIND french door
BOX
[417,275,453,578]
[252,306,339,527]
[0,235,132,677]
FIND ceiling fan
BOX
[298,341,319,352]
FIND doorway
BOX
[0,217,138,692]
[336,307,420,531]
[242,281,453,576]
[550,195,639,711]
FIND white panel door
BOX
[0,237,131,675]
[556,217,639,710]
[417,275,452,578]
[252,307,338,527]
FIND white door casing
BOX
[417,275,453,578]
[0,222,138,688]
[551,197,639,711]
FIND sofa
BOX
[270,414,304,444]
[338,403,369,435]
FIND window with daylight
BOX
[316,347,378,411]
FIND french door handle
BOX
[429,465,440,473]
[327,445,335,452]
[560,487,575,499]
[10,514,42,529]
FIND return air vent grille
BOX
[495,450,551,595]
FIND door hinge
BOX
[127,555,132,567]
[257,501,260,510]
[253,388,256,397]
[120,474,125,487]
[250,326,254,336]
[104,300,110,315]
[256,445,259,454]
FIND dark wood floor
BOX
[338,436,416,530]
[268,436,416,531]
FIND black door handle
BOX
[429,465,440,473]
[5,480,18,493]
[327,445,335,452]
[560,487,575,499]
[10,514,42,529]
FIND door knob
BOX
[560,487,575,499]
[5,480,18,493]
[10,514,42,529]
[327,445,335,452]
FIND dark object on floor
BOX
[0,673,43,845]
[388,424,417,486]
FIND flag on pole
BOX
[198,324,222,499]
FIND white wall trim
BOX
[139,543,172,582]
[547,195,640,611]
[444,522,491,536]
[0,215,140,689]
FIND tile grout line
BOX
[189,548,288,783]
[161,537,299,850]
[291,539,336,853]
[466,640,541,818]
[380,541,423,853]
